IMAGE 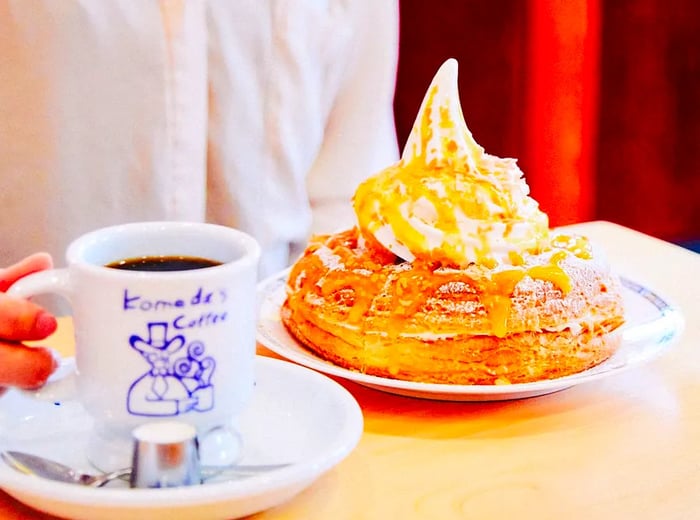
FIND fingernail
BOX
[35,311,58,337]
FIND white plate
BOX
[0,356,363,519]
[257,271,684,401]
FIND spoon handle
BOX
[93,463,292,486]
[91,468,131,487]
[2,450,292,488]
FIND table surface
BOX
[1,221,698,520]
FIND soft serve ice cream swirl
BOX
[353,58,549,267]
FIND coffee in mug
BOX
[106,255,222,272]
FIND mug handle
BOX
[8,268,77,400]
[7,268,73,301]
[28,356,78,401]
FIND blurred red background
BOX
[394,0,700,247]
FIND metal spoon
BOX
[2,451,130,487]
[1,451,291,488]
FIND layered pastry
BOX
[282,59,625,385]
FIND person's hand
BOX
[0,253,58,390]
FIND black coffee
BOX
[106,255,222,272]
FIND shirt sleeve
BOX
[305,0,400,236]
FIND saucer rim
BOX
[0,355,364,512]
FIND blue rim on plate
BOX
[256,270,684,401]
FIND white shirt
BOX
[0,0,399,277]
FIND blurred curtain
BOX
[395,0,700,243]
[524,0,599,226]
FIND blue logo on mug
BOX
[126,322,216,416]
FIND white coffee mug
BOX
[9,221,260,470]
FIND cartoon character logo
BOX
[126,322,216,417]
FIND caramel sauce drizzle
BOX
[354,160,542,268]
[353,76,549,269]
[289,229,593,338]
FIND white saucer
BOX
[257,271,684,401]
[0,356,363,519]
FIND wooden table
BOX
[1,221,698,519]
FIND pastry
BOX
[282,59,625,385]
